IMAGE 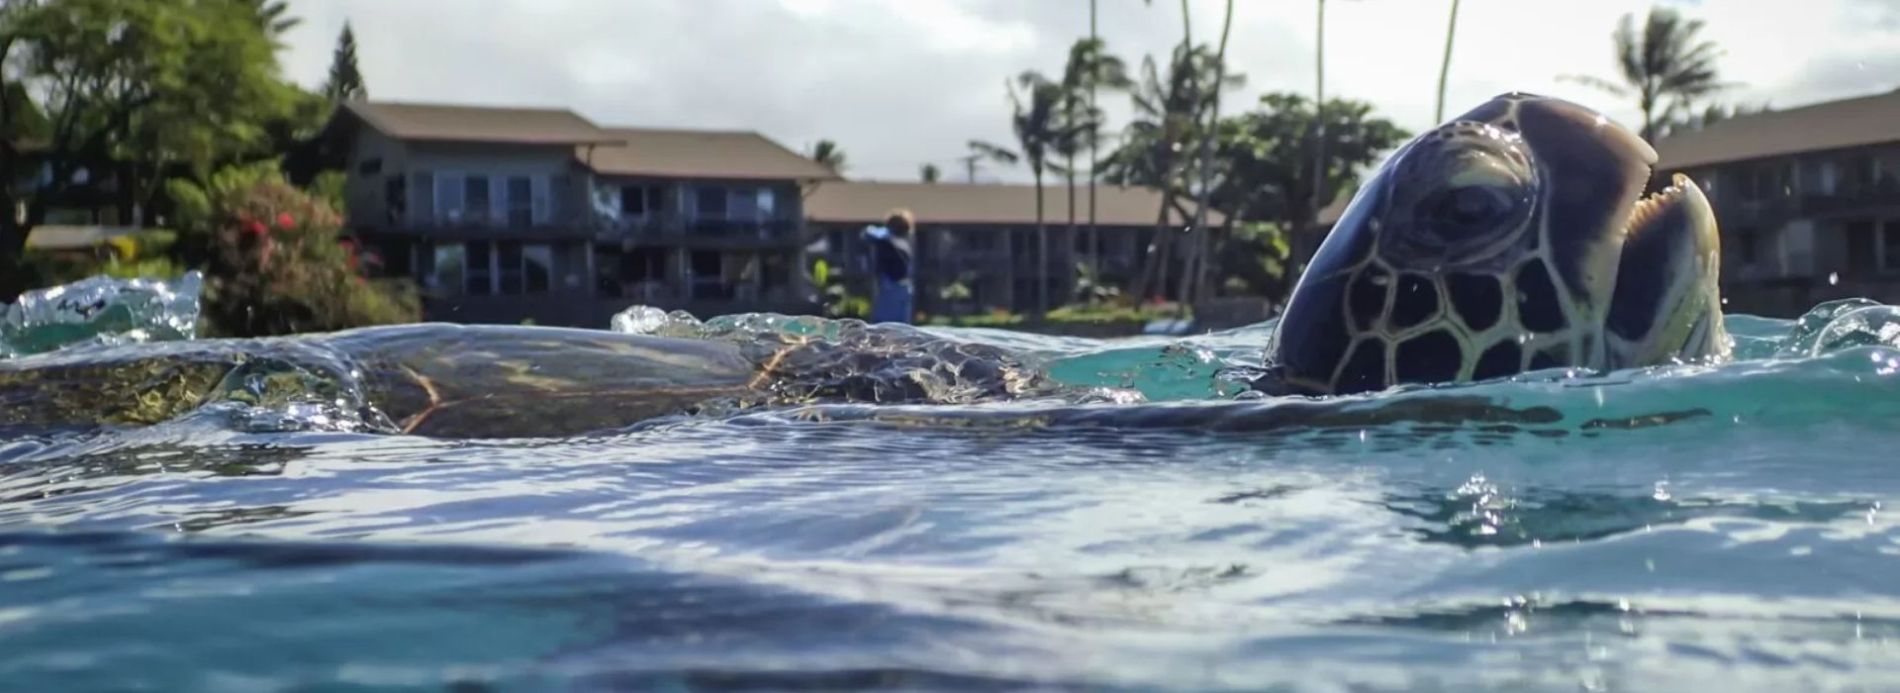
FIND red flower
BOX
[275,212,295,229]
[242,219,269,237]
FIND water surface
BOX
[3,276,1899,691]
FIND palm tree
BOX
[1059,37,1130,286]
[1007,72,1069,317]
[1179,0,1236,307]
[1563,7,1731,143]
[1104,41,1241,304]
[809,139,847,173]
[1435,0,1461,122]
[962,139,1019,182]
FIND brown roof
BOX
[342,100,620,145]
[1655,88,1900,170]
[805,181,1215,228]
[583,127,841,181]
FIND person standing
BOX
[864,209,915,324]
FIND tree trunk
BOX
[1035,169,1049,318]
[1088,0,1101,292]
[1435,0,1461,123]
[1066,149,1077,306]
[1131,191,1172,303]
[1181,0,1235,314]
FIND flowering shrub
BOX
[168,163,419,337]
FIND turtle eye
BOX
[1422,185,1515,238]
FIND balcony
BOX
[592,216,802,246]
[1801,187,1900,216]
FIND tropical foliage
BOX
[1564,6,1731,143]
[166,164,418,337]
[0,0,329,301]
[809,139,846,173]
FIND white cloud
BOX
[278,0,1899,183]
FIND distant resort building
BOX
[804,181,1208,318]
[309,99,1199,326]
[1652,87,1900,316]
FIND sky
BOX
[276,0,1900,184]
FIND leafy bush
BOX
[811,258,869,319]
[167,163,419,337]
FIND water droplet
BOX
[1829,272,1841,286]
[1721,296,1730,306]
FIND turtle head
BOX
[1265,92,1725,395]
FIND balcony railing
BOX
[1801,187,1900,216]
[592,217,800,241]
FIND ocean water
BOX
[4,276,1900,692]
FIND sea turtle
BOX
[0,321,1070,439]
[1259,92,1731,396]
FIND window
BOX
[431,243,465,292]
[524,244,553,293]
[465,176,491,223]
[695,186,727,218]
[622,248,667,282]
[1844,156,1878,196]
[1847,220,1878,276]
[757,188,777,219]
[620,185,649,216]
[435,175,464,222]
[1881,220,1900,274]
[466,241,493,295]
[384,175,406,224]
[497,242,524,294]
[357,158,383,176]
[1734,228,1759,266]
[762,253,790,290]
[506,176,533,227]
[691,251,732,299]
[730,186,758,220]
[413,171,435,219]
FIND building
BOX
[1653,87,1900,316]
[320,100,838,327]
[804,181,1209,316]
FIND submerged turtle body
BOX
[1262,93,1731,396]
[0,321,1067,438]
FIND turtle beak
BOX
[1603,173,1725,366]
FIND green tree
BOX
[1563,6,1732,143]
[241,0,299,43]
[919,163,940,183]
[321,21,366,102]
[0,0,306,301]
[1057,37,1130,281]
[1178,0,1236,308]
[1100,41,1242,303]
[809,139,846,173]
[1006,72,1071,318]
[962,139,1018,181]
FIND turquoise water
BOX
[4,277,1900,691]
